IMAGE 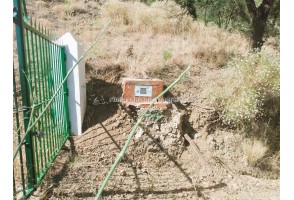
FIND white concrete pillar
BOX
[57,33,86,135]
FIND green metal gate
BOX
[13,0,70,198]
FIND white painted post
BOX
[57,33,87,135]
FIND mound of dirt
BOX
[33,63,279,200]
[36,104,279,200]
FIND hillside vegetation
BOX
[45,0,280,174]
[25,0,280,198]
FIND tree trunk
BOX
[204,5,208,25]
[252,13,267,49]
[245,0,275,50]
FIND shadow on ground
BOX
[82,77,122,131]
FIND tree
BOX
[195,0,251,30]
[245,0,275,50]
[174,0,197,19]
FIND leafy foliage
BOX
[206,49,279,127]
[138,0,279,48]
[146,110,163,121]
[174,0,197,18]
[195,0,251,30]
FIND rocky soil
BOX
[33,99,279,200]
[30,64,279,199]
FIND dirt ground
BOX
[34,111,280,200]
[28,62,280,200]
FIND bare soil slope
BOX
[36,108,279,200]
[33,64,279,200]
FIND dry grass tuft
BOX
[269,151,280,171]
[38,18,53,29]
[68,154,87,169]
[53,0,86,18]
[101,0,193,34]
[65,0,86,15]
[242,138,268,166]
[87,1,100,9]
[35,0,47,8]
[53,4,67,19]
[79,0,249,78]
[50,0,249,78]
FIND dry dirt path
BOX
[34,107,279,200]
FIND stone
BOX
[131,106,185,157]
[134,127,144,140]
[172,128,177,134]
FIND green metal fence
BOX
[13,0,70,198]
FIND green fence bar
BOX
[34,21,45,172]
[45,39,54,161]
[13,0,72,197]
[13,0,108,196]
[51,43,58,153]
[14,0,36,191]
[39,24,48,168]
[41,34,51,168]
[13,70,27,198]
[60,46,71,137]
[29,25,40,179]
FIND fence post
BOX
[60,46,71,136]
[57,33,87,136]
[13,0,36,190]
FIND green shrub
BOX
[206,49,280,126]
[163,50,173,61]
[145,110,163,121]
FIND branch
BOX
[245,0,257,16]
[258,0,275,19]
